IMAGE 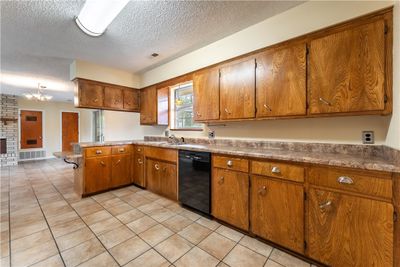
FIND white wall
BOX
[139,1,399,148]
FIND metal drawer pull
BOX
[100,161,105,166]
[93,98,98,103]
[137,148,141,152]
[96,150,102,154]
[319,97,332,106]
[154,164,160,170]
[227,160,233,167]
[137,159,143,164]
[118,148,125,152]
[271,166,281,174]
[224,108,231,115]
[114,159,121,166]
[337,176,354,185]
[218,176,224,184]
[263,104,272,111]
[258,186,267,195]
[319,200,332,210]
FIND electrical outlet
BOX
[164,130,169,137]
[208,130,215,139]
[362,131,374,144]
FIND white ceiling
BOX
[1,0,303,101]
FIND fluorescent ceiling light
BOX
[75,0,130,37]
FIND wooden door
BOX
[193,68,220,121]
[157,87,169,126]
[145,159,161,194]
[79,81,104,108]
[308,188,393,266]
[212,168,249,230]
[309,20,386,114]
[104,86,123,109]
[132,153,144,187]
[220,58,256,120]
[251,176,304,253]
[160,161,177,200]
[140,86,157,125]
[20,110,43,149]
[111,154,131,188]
[61,112,79,152]
[123,89,140,111]
[84,157,111,194]
[256,44,306,117]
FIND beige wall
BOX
[18,98,93,158]
[139,1,399,148]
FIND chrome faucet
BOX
[168,134,184,145]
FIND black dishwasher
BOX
[178,150,211,214]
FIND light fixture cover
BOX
[75,0,130,37]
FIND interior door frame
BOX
[60,110,80,152]
[18,108,46,151]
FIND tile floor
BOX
[0,159,314,267]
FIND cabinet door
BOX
[212,168,249,230]
[256,44,306,117]
[111,154,131,188]
[140,86,157,125]
[123,89,140,111]
[220,58,256,120]
[157,87,169,126]
[251,176,304,253]
[160,161,177,200]
[79,81,104,108]
[146,159,161,194]
[104,86,123,109]
[309,20,386,114]
[193,68,220,121]
[308,188,393,266]
[84,157,111,194]
[132,153,144,187]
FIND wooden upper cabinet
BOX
[77,80,104,108]
[220,58,256,120]
[140,86,157,125]
[308,188,393,266]
[193,68,220,121]
[256,44,306,117]
[309,19,386,114]
[104,86,123,110]
[123,89,140,111]
[157,87,169,126]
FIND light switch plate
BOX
[362,131,374,144]
[208,130,215,139]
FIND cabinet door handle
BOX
[100,161,106,166]
[258,186,267,195]
[93,98,98,103]
[319,97,331,106]
[96,150,102,154]
[118,148,125,152]
[114,159,121,166]
[226,160,233,167]
[196,112,202,117]
[137,148,141,152]
[224,108,231,115]
[271,166,281,174]
[137,159,143,164]
[154,163,160,170]
[218,176,224,184]
[319,200,332,210]
[337,176,354,185]
[263,104,272,111]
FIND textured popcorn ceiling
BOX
[1,1,302,101]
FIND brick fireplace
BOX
[0,94,18,167]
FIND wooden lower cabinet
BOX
[308,188,393,267]
[132,153,145,187]
[251,175,304,253]
[84,157,111,194]
[146,159,177,200]
[110,154,131,187]
[212,168,249,231]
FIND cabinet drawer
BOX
[309,167,392,199]
[213,155,249,172]
[112,145,132,155]
[85,147,112,158]
[251,161,304,183]
[135,146,144,154]
[144,147,177,163]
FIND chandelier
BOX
[23,83,53,101]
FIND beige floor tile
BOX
[269,249,310,267]
[106,202,133,216]
[264,259,285,267]
[178,222,211,244]
[125,249,169,267]
[11,229,53,254]
[137,202,164,214]
[223,245,267,267]
[47,210,79,227]
[50,218,86,238]
[81,210,113,225]
[110,188,133,198]
[61,238,105,267]
[155,197,175,207]
[89,217,123,235]
[1,240,9,258]
[1,256,10,267]
[115,208,144,224]
[123,195,152,208]
[239,236,273,258]
[139,224,174,246]
[11,239,58,267]
[216,262,229,267]
[162,214,193,232]
[56,227,95,251]
[98,225,135,249]
[126,215,158,234]
[215,225,244,242]
[180,209,202,221]
[70,198,96,208]
[198,232,236,260]
[175,247,219,267]
[73,202,104,217]
[91,192,115,203]
[101,198,125,209]
[30,254,64,267]
[154,234,193,263]
[11,220,48,240]
[196,217,220,230]
[148,207,176,222]
[109,236,150,265]
[77,251,119,267]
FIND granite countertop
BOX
[53,151,82,160]
[69,139,400,173]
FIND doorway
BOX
[20,110,43,149]
[61,111,79,152]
